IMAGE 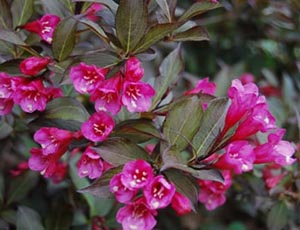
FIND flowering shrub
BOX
[0,0,299,229]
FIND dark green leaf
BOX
[267,202,289,230]
[0,122,13,139]
[7,171,39,205]
[72,0,119,13]
[79,166,122,198]
[133,23,181,53]
[179,1,222,22]
[0,29,26,46]
[93,137,151,166]
[116,0,148,53]
[77,18,109,42]
[155,0,172,22]
[32,97,89,131]
[0,174,4,206]
[11,0,34,28]
[41,0,71,17]
[16,206,44,230]
[172,26,209,42]
[0,59,22,74]
[151,45,183,109]
[0,0,12,29]
[161,147,224,183]
[45,203,73,230]
[164,169,199,211]
[163,96,203,151]
[113,119,161,143]
[52,17,77,61]
[0,209,17,224]
[78,50,120,68]
[192,97,229,158]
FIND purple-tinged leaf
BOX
[116,0,148,53]
[0,0,12,29]
[172,26,209,42]
[93,137,151,166]
[11,0,34,28]
[17,206,44,230]
[0,29,26,46]
[179,1,222,22]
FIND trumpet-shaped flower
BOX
[124,57,144,82]
[77,147,104,179]
[20,56,50,76]
[23,14,61,44]
[144,175,176,210]
[122,81,155,113]
[121,159,154,190]
[81,112,114,142]
[116,198,157,230]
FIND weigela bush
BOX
[0,0,298,229]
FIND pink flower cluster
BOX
[70,57,155,115]
[186,77,296,210]
[22,4,103,44]
[0,56,62,115]
[109,159,191,230]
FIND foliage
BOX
[0,0,300,229]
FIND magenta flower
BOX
[122,81,155,112]
[0,99,13,115]
[13,79,62,113]
[254,129,296,166]
[20,56,50,76]
[110,173,138,203]
[171,192,192,216]
[144,175,176,210]
[50,162,67,183]
[77,147,104,179]
[34,127,73,156]
[262,163,286,190]
[23,14,61,44]
[84,3,103,21]
[184,77,216,96]
[239,73,255,84]
[28,147,62,177]
[90,75,122,115]
[81,112,114,142]
[70,62,107,94]
[116,198,157,230]
[231,96,276,140]
[120,159,154,190]
[214,141,255,174]
[198,170,232,210]
[223,79,259,132]
[124,57,144,82]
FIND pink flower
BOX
[23,14,61,44]
[223,79,259,132]
[34,127,73,155]
[198,170,232,210]
[184,77,216,96]
[90,74,122,115]
[13,79,62,113]
[28,147,62,177]
[0,72,16,99]
[84,3,103,21]
[254,129,296,166]
[116,198,157,230]
[110,173,138,203]
[214,141,255,174]
[262,163,286,190]
[0,98,14,115]
[77,147,104,179]
[50,162,67,183]
[122,81,155,113]
[171,192,192,215]
[10,161,29,177]
[70,62,107,94]
[124,57,144,82]
[239,73,255,84]
[144,175,176,210]
[81,112,114,142]
[120,159,154,190]
[20,56,51,76]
